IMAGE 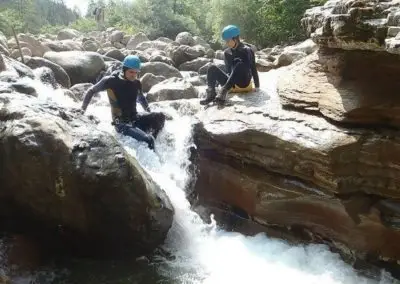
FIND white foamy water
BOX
[21,73,399,284]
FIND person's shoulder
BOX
[242,43,255,53]
[224,47,232,55]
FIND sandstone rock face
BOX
[278,48,400,128]
[0,83,174,257]
[193,70,400,265]
[301,0,400,54]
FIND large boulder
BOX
[136,41,169,51]
[24,56,71,88]
[179,57,211,72]
[43,51,106,85]
[127,32,149,50]
[42,40,83,52]
[1,55,34,79]
[140,73,166,93]
[69,83,94,101]
[168,45,206,66]
[0,90,174,257]
[140,62,182,79]
[193,69,400,266]
[175,32,195,46]
[110,30,125,43]
[33,66,58,89]
[147,77,197,102]
[104,49,125,61]
[10,34,50,57]
[57,29,80,40]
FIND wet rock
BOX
[127,32,149,50]
[83,40,99,52]
[0,92,174,257]
[168,45,206,66]
[278,48,400,128]
[147,77,197,102]
[140,62,182,79]
[13,34,49,57]
[110,30,124,43]
[70,83,93,101]
[10,81,37,96]
[148,55,174,66]
[275,50,307,67]
[2,56,34,79]
[193,36,211,50]
[140,73,166,93]
[187,75,206,86]
[33,66,58,88]
[176,32,195,46]
[179,58,211,72]
[215,50,224,60]
[105,49,125,61]
[43,51,105,85]
[193,70,400,264]
[24,56,71,88]
[10,47,32,59]
[57,28,80,40]
[286,39,318,55]
[256,58,276,72]
[198,59,226,75]
[136,40,168,51]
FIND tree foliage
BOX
[0,0,327,47]
[0,0,80,36]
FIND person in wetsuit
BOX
[81,55,165,150]
[200,25,260,105]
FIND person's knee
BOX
[206,64,219,76]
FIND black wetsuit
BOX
[81,70,165,149]
[208,42,259,91]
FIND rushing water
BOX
[1,72,399,284]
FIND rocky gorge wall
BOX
[192,0,400,275]
[2,0,400,276]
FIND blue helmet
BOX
[222,25,240,41]
[123,55,141,70]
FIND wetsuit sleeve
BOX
[249,49,260,88]
[136,82,150,112]
[224,49,233,75]
[81,76,110,111]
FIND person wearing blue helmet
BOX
[81,55,166,150]
[200,25,260,106]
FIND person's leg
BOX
[134,112,166,138]
[200,65,229,105]
[115,123,155,149]
[216,62,250,103]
